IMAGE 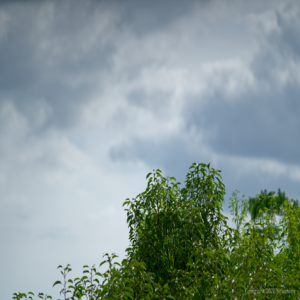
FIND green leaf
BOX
[52,281,62,287]
[99,261,107,267]
[146,172,152,179]
[123,200,130,207]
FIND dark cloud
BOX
[114,0,201,37]
[108,1,300,212]
[110,1,300,169]
[0,0,115,130]
[191,2,300,166]
[185,86,300,166]
[0,0,203,134]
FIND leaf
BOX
[123,200,130,207]
[146,172,152,179]
[99,261,107,267]
[52,281,62,287]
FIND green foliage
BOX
[248,188,299,221]
[13,163,300,299]
[124,163,231,293]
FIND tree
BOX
[248,188,299,221]
[123,162,233,298]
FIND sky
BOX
[1,0,300,298]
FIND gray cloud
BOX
[37,226,75,240]
[110,1,300,167]
[186,87,300,165]
[188,2,300,166]
[0,0,200,132]
[114,0,200,36]
[110,132,300,214]
[108,0,300,211]
[126,88,173,116]
[0,0,116,131]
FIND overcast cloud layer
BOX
[1,0,300,298]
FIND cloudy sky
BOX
[1,0,300,298]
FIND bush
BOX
[13,163,300,299]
